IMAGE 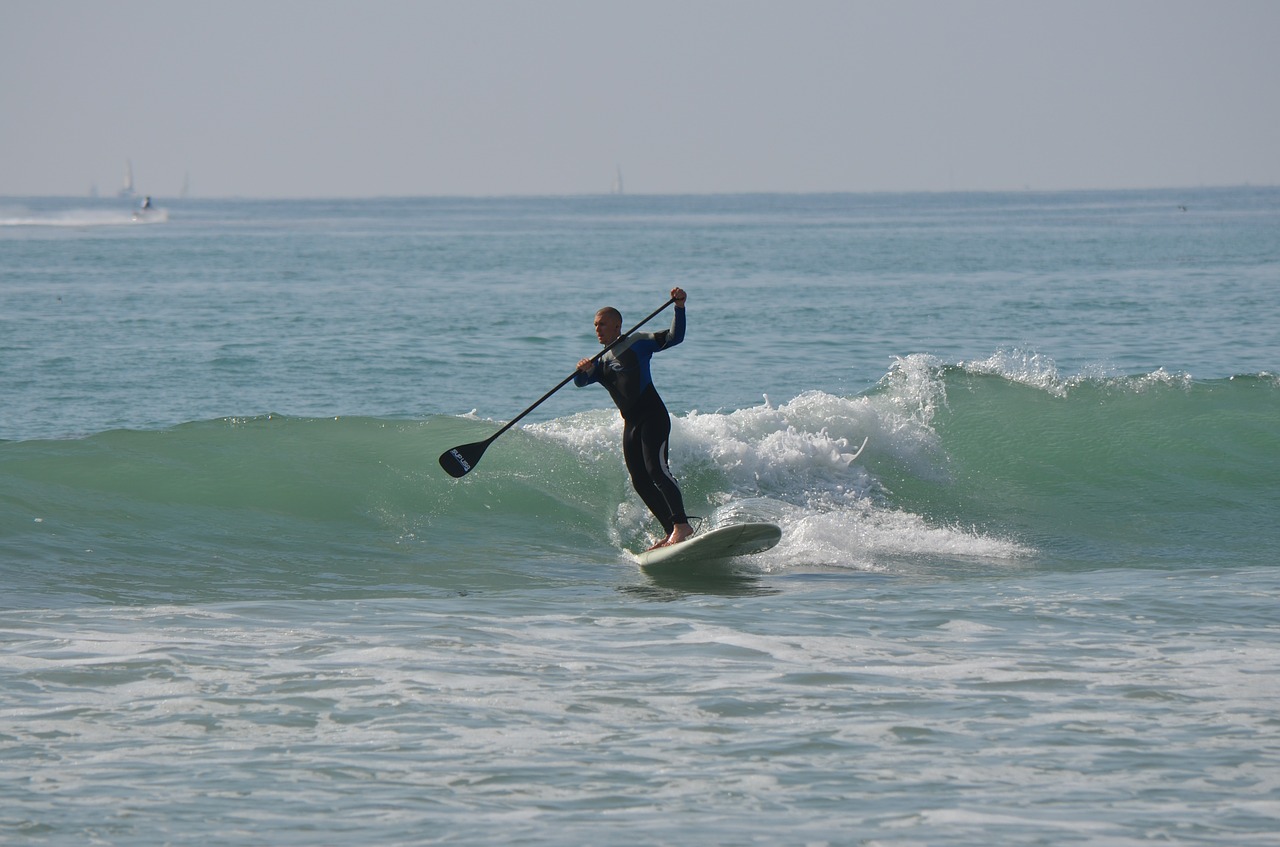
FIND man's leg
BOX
[636,414,691,545]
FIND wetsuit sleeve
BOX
[650,305,691,350]
[661,305,685,350]
[573,364,599,387]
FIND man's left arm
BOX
[663,287,687,349]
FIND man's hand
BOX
[671,287,687,306]
[577,357,595,373]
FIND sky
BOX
[2,0,1278,198]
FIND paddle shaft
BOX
[440,297,677,475]
[484,296,676,442]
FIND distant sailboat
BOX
[118,159,136,198]
[179,171,190,199]
[611,165,624,195]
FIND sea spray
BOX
[534,376,1032,568]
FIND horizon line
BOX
[4,182,1276,202]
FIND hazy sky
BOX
[3,0,1277,198]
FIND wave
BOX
[2,357,1276,605]
[875,353,1280,569]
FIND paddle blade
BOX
[439,440,489,478]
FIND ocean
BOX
[1,188,1277,845]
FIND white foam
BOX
[678,393,881,501]
[959,348,1070,395]
[0,207,168,227]
[534,382,1031,568]
[769,503,1032,571]
[959,347,1200,397]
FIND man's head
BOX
[594,307,623,345]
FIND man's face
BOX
[594,311,622,345]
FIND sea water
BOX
[1,189,1277,845]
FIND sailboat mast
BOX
[119,160,136,198]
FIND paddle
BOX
[438,296,677,478]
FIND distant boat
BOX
[118,159,136,198]
[611,165,624,195]
[179,171,190,199]
[131,195,168,224]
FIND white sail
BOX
[611,165,624,195]
[118,160,136,198]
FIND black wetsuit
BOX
[574,307,689,535]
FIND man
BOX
[575,288,693,549]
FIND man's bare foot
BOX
[665,522,694,546]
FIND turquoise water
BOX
[2,189,1278,844]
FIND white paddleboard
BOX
[634,522,782,570]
